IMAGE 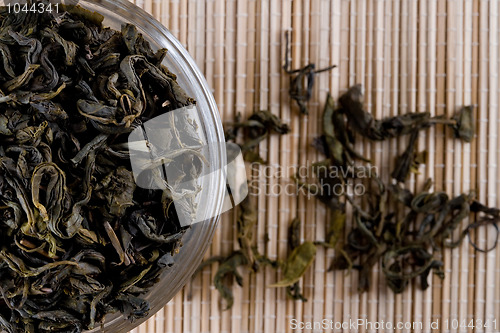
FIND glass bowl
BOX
[68,0,226,332]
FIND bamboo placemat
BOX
[128,1,500,332]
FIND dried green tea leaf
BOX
[325,209,346,248]
[288,218,301,250]
[237,196,259,271]
[285,218,308,301]
[391,129,419,182]
[3,64,40,92]
[225,110,290,163]
[451,105,475,142]
[213,251,248,310]
[0,42,16,78]
[269,241,316,288]
[286,282,307,302]
[322,93,345,165]
[339,85,456,141]
[283,31,336,115]
[41,28,78,66]
[243,150,266,164]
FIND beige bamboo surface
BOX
[127,1,500,332]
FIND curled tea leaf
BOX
[237,196,258,271]
[288,218,301,250]
[213,251,248,310]
[225,110,290,163]
[3,64,40,92]
[451,105,475,142]
[283,31,336,114]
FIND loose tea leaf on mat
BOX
[269,241,316,288]
[284,218,306,301]
[225,110,291,164]
[0,2,201,332]
[283,31,337,115]
[452,105,475,142]
[338,84,462,141]
[315,208,346,249]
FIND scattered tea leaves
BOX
[197,110,291,309]
[312,86,499,293]
[285,218,306,301]
[199,36,495,312]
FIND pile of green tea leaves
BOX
[0,2,200,332]
[202,83,499,308]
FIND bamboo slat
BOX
[263,0,280,331]
[468,2,480,331]
[328,0,343,327]
[486,1,499,329]
[432,0,446,327]
[378,0,392,327]
[475,0,488,330]
[278,2,292,333]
